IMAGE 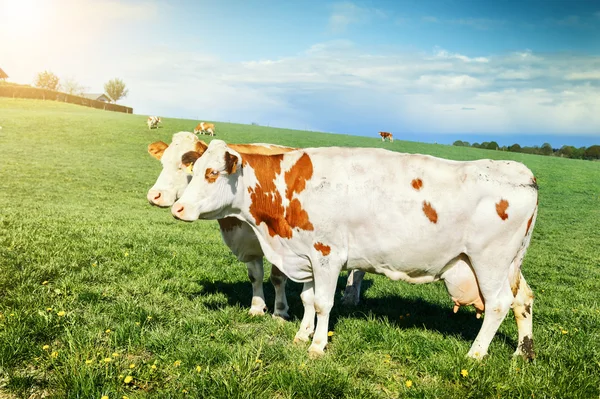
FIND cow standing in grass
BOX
[194,122,215,136]
[172,139,538,360]
[379,131,393,142]
[147,116,161,129]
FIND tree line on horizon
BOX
[33,70,128,104]
[452,140,600,161]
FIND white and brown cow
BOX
[172,139,538,360]
[194,122,215,136]
[147,116,162,130]
[379,131,393,142]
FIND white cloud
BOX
[566,71,600,80]
[328,2,386,33]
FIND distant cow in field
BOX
[379,131,393,142]
[194,122,215,136]
[173,140,539,360]
[147,116,161,129]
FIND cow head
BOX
[147,132,207,207]
[172,139,242,221]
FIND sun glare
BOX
[1,0,47,36]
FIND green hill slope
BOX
[0,98,599,398]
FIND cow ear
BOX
[195,140,208,155]
[224,151,238,174]
[148,141,168,160]
[181,150,202,169]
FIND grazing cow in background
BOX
[147,132,369,316]
[147,116,161,129]
[173,139,538,360]
[194,122,216,136]
[379,131,393,142]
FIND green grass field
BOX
[1,98,599,399]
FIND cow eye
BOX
[211,170,219,175]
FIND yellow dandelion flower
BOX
[112,352,119,358]
[101,396,109,399]
[42,281,49,285]
[150,364,157,370]
[406,313,410,317]
[124,252,129,257]
[105,329,111,333]
[9,313,15,317]
[255,359,262,364]
[561,329,568,334]
[405,380,413,388]
[118,374,123,379]
[92,262,97,267]
[182,389,188,393]
[57,311,66,317]
[327,331,334,337]
[173,360,181,367]
[104,357,112,363]
[46,308,52,312]
[461,369,469,377]
[123,396,129,399]
[135,322,140,326]
[196,365,202,373]
[85,359,93,364]
[147,316,152,320]
[299,363,306,369]
[42,345,50,350]
[51,351,59,358]
[129,363,136,369]
[124,375,133,384]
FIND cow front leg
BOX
[270,264,289,320]
[246,259,267,316]
[341,270,365,306]
[294,281,316,343]
[308,261,341,357]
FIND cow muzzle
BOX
[147,190,172,207]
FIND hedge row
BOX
[0,85,133,114]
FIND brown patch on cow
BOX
[422,201,438,224]
[181,151,201,167]
[217,217,242,232]
[148,141,168,160]
[520,336,535,360]
[525,214,534,235]
[314,242,331,256]
[224,151,238,174]
[205,168,219,183]
[243,153,314,238]
[511,276,521,297]
[285,153,313,201]
[411,178,423,191]
[525,304,531,315]
[496,199,509,221]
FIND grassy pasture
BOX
[0,98,599,398]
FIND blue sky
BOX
[1,0,599,147]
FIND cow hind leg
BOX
[246,259,267,316]
[512,272,535,359]
[466,253,516,360]
[294,281,316,343]
[341,270,365,306]
[270,264,289,320]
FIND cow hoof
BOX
[466,350,486,361]
[293,333,311,344]
[272,312,290,321]
[308,345,325,358]
[248,307,266,317]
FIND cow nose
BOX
[147,190,162,204]
[172,204,185,218]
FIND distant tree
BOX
[572,147,586,159]
[453,140,467,146]
[508,143,521,152]
[104,78,128,103]
[486,141,499,150]
[584,145,600,160]
[61,77,88,96]
[540,143,553,156]
[558,145,574,158]
[480,141,490,149]
[34,70,60,91]
[471,142,480,148]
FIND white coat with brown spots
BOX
[173,140,538,360]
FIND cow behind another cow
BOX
[194,122,215,136]
[147,116,161,129]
